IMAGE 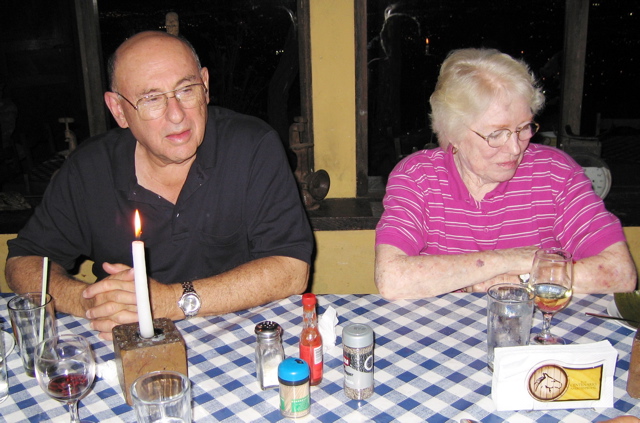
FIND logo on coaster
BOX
[528,364,569,401]
[526,362,603,402]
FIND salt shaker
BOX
[255,321,285,390]
[342,323,374,400]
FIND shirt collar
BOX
[445,145,531,201]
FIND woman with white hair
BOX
[375,48,636,299]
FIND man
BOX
[5,31,313,340]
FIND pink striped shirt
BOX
[375,143,625,260]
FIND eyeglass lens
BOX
[487,123,538,147]
[137,84,206,120]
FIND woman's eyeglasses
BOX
[470,122,540,148]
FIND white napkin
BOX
[492,340,617,411]
[96,360,119,386]
[318,306,340,356]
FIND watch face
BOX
[181,293,201,314]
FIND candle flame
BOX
[134,210,142,239]
[425,38,429,45]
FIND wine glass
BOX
[34,334,96,423]
[530,248,573,345]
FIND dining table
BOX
[0,292,638,422]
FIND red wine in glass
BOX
[35,334,95,423]
[47,374,90,402]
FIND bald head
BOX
[107,31,201,92]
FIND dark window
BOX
[98,0,301,145]
[360,0,639,190]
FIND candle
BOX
[132,210,155,339]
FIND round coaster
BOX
[527,364,569,401]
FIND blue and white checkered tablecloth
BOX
[1,293,638,422]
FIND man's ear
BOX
[200,67,210,105]
[104,92,129,128]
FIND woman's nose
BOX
[504,132,524,154]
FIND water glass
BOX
[487,283,534,371]
[131,371,192,423]
[7,293,57,377]
[0,321,9,403]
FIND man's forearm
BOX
[6,256,92,317]
[155,256,309,320]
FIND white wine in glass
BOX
[530,248,573,345]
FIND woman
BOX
[375,48,636,299]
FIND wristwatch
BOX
[178,281,201,319]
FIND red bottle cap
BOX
[302,293,316,306]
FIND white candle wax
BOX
[132,240,155,338]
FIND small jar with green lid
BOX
[278,357,310,418]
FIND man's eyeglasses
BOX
[116,83,208,121]
[470,122,540,148]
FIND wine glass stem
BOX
[541,312,554,337]
[68,400,81,423]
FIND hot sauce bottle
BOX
[299,293,323,385]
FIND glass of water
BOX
[487,283,534,371]
[0,321,10,403]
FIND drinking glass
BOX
[131,370,192,423]
[0,321,9,403]
[486,284,534,371]
[34,335,96,423]
[8,292,57,377]
[529,248,573,345]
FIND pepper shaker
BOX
[255,321,285,390]
[342,323,374,400]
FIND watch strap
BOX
[182,280,196,294]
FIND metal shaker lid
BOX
[342,323,374,348]
[255,321,283,338]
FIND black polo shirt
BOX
[8,106,314,284]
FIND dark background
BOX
[366,0,640,176]
[1,0,639,223]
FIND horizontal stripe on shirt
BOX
[375,143,625,260]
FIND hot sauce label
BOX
[300,344,323,378]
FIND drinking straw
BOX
[38,257,49,344]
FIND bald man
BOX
[6,31,313,340]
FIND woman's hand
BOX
[376,244,539,299]
[466,274,523,292]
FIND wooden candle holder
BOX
[112,318,188,405]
